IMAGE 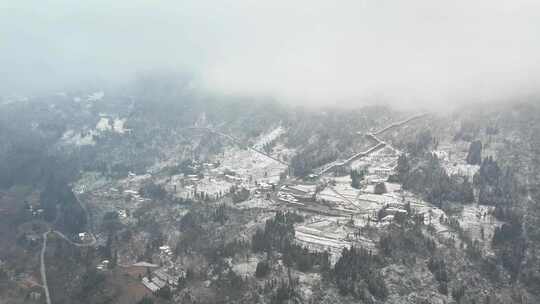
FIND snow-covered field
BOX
[459,204,501,253]
[351,146,398,171]
[219,146,287,184]
[330,176,361,200]
[295,220,352,263]
[252,126,285,150]
[194,177,233,198]
[444,163,479,180]
[271,143,295,164]
[96,117,130,134]
[295,217,375,263]
[317,188,347,204]
[61,116,130,147]
[232,256,259,276]
[113,118,130,133]
[73,172,111,194]
[61,129,97,146]
[96,117,112,132]
[87,91,105,102]
[433,143,479,180]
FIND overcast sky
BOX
[2,0,540,108]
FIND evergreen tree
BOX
[466,140,483,165]
[155,285,172,300]
[396,154,410,181]
[350,169,364,189]
[255,261,271,278]
[109,250,118,269]
[451,284,466,304]
[334,247,387,300]
[137,296,153,304]
[177,274,186,290]
[374,182,387,194]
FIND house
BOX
[432,150,449,161]
[385,207,407,216]
[25,233,40,244]
[277,192,303,205]
[369,166,393,178]
[203,163,215,169]
[132,261,159,268]
[381,215,395,222]
[225,174,244,183]
[142,277,159,292]
[124,189,138,195]
[307,174,318,181]
[152,277,167,289]
[281,184,316,200]
[258,182,273,191]
[159,245,172,256]
[186,174,200,182]
[154,268,182,287]
[28,287,42,301]
[78,232,90,241]
[118,209,128,219]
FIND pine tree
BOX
[396,154,410,181]
[466,140,482,165]
[146,267,152,281]
[109,250,118,269]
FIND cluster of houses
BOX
[78,232,92,242]
[118,209,128,219]
[122,188,145,202]
[277,184,316,205]
[96,259,110,271]
[277,192,302,205]
[224,174,245,183]
[140,245,186,292]
[142,267,184,292]
[166,158,286,203]
[378,204,408,223]
[159,245,173,256]
[363,147,399,184]
[142,276,164,292]
[27,204,44,217]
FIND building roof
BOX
[142,277,159,292]
[132,262,159,268]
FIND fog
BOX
[2,0,540,109]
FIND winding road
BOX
[40,232,52,304]
[314,114,426,176]
[52,230,97,247]
[39,230,96,304]
[39,194,96,304]
[372,113,427,136]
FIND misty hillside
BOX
[3,1,540,304]
[1,84,540,304]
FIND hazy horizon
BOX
[2,0,540,110]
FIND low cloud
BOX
[2,0,540,109]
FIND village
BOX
[63,114,501,298]
[4,3,540,302]
[0,91,533,304]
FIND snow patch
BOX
[61,129,96,146]
[96,117,112,131]
[87,91,104,102]
[253,126,285,150]
[113,118,129,133]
